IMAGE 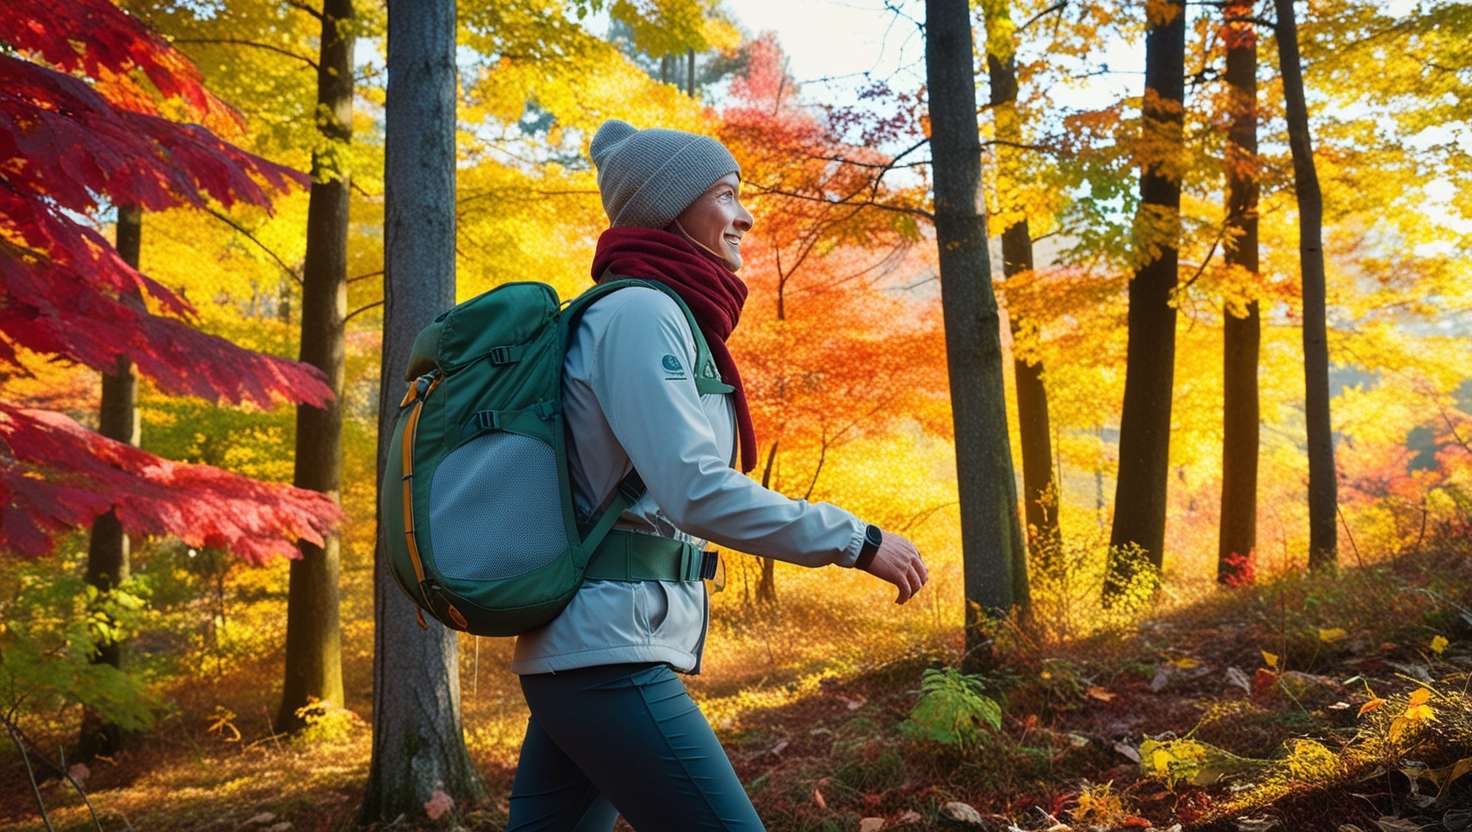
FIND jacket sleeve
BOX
[587,287,867,568]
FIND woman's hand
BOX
[860,529,928,604]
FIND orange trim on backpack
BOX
[400,373,443,624]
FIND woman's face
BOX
[670,172,753,271]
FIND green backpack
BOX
[381,277,733,636]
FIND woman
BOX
[507,119,929,832]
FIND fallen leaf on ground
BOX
[859,818,885,832]
[424,789,454,821]
[1225,666,1252,694]
[1087,686,1116,702]
[1114,741,1142,762]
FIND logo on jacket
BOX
[661,353,686,381]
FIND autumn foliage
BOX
[0,0,340,559]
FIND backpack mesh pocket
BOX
[429,431,568,581]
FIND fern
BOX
[900,667,1002,749]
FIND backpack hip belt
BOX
[584,529,719,582]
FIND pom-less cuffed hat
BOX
[589,119,740,229]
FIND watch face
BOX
[865,524,883,548]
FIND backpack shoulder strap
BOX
[576,273,734,395]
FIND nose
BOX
[734,203,753,232]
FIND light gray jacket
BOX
[510,286,868,675]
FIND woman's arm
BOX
[586,287,866,568]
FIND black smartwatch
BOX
[854,524,882,570]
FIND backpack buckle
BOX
[700,550,719,581]
[489,346,514,365]
[474,410,500,430]
[615,470,645,504]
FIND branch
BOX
[1439,403,1472,457]
[1018,1,1068,34]
[347,269,382,284]
[1223,14,1278,29]
[344,298,383,323]
[169,38,317,70]
[2,711,107,832]
[1177,223,1228,292]
[284,0,323,21]
[203,206,302,285]
[895,500,960,533]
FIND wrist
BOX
[854,524,882,571]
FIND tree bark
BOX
[77,203,142,761]
[362,0,485,821]
[924,0,1029,672]
[687,48,696,97]
[276,0,353,734]
[983,0,1060,569]
[1218,1,1260,585]
[1103,0,1186,605]
[1274,0,1337,572]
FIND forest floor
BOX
[3,541,1470,832]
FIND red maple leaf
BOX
[0,2,339,558]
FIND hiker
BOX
[506,119,929,832]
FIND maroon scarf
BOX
[590,226,757,474]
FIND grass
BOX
[2,533,1470,831]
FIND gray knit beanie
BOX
[589,119,740,229]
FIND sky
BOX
[724,0,1145,112]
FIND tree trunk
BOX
[1218,0,1260,586]
[362,0,485,821]
[77,203,143,761]
[1274,0,1337,571]
[1103,0,1186,605]
[276,0,354,734]
[983,0,1060,569]
[755,439,779,606]
[924,0,1029,672]
[687,48,696,97]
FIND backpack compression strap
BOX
[398,372,469,632]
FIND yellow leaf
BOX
[1261,650,1279,669]
[1407,688,1432,707]
[1358,698,1387,717]
[1404,703,1436,723]
[1152,748,1171,775]
[1318,627,1348,643]
[1171,657,1201,669]
[1430,635,1448,656]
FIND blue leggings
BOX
[507,661,766,831]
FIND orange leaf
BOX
[1087,686,1117,702]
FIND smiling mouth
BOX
[723,234,742,247]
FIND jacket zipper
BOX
[689,394,737,675]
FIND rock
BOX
[940,801,985,826]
